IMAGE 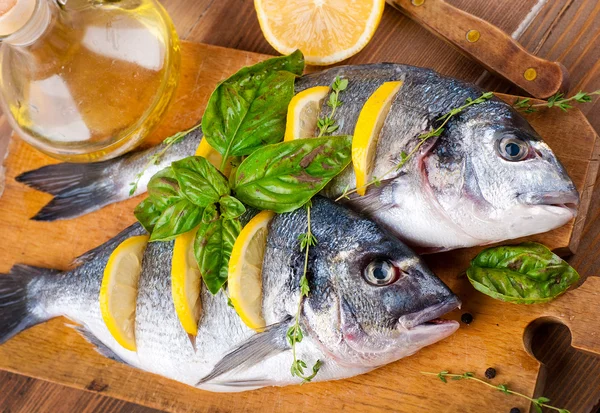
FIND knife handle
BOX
[387,0,569,99]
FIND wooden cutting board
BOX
[0,41,599,413]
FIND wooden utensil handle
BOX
[387,0,569,99]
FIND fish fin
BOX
[73,325,130,365]
[0,265,58,344]
[72,223,146,266]
[196,316,292,385]
[209,378,278,388]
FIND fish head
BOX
[304,198,460,368]
[422,100,579,245]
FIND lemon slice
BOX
[228,210,275,331]
[255,0,385,65]
[100,235,149,351]
[284,86,329,141]
[352,81,403,195]
[172,229,202,336]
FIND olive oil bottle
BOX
[0,0,180,161]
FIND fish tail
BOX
[16,160,121,221]
[0,265,57,344]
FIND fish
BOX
[16,63,579,251]
[0,197,460,391]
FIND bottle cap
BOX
[0,0,35,37]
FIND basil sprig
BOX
[466,242,580,304]
[202,50,304,170]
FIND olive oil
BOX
[0,0,180,161]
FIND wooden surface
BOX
[1,0,600,412]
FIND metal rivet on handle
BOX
[524,68,537,81]
[466,30,480,43]
[411,0,425,6]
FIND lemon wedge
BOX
[352,81,403,195]
[195,138,222,169]
[171,229,202,336]
[228,210,274,331]
[284,86,329,141]
[254,0,385,65]
[100,235,149,351]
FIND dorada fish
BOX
[0,197,459,391]
[17,64,579,251]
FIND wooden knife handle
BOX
[387,0,569,99]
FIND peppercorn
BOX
[485,367,496,379]
[510,408,520,413]
[461,312,474,324]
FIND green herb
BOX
[201,50,304,172]
[219,195,246,219]
[316,76,348,137]
[466,242,579,304]
[194,216,241,294]
[171,156,230,206]
[287,204,321,382]
[423,371,570,413]
[149,200,204,242]
[233,135,352,213]
[514,90,600,113]
[129,123,202,196]
[336,92,494,201]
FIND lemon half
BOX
[228,210,275,331]
[352,81,403,195]
[100,235,149,351]
[172,229,202,336]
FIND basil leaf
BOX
[171,156,230,207]
[202,50,304,161]
[202,203,219,224]
[220,195,246,219]
[194,217,241,294]
[150,199,204,242]
[466,242,580,304]
[134,198,162,233]
[233,136,352,213]
[147,167,181,209]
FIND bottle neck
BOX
[2,0,51,47]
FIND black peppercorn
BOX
[461,312,473,324]
[485,367,496,379]
[509,408,520,413]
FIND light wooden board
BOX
[0,41,599,413]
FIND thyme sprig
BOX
[335,91,494,201]
[514,90,600,114]
[128,123,202,196]
[422,371,570,413]
[317,76,348,137]
[287,202,322,382]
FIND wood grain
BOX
[2,0,600,412]
[0,40,599,413]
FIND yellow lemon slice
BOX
[255,0,385,65]
[100,235,149,351]
[284,86,329,141]
[171,229,202,336]
[228,210,275,331]
[352,81,403,195]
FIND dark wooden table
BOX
[1,0,600,412]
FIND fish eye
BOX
[363,259,401,286]
[496,135,530,161]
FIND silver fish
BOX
[0,197,459,391]
[17,64,579,251]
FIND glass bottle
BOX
[0,0,180,161]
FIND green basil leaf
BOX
[202,50,304,161]
[171,156,230,207]
[202,203,219,224]
[220,195,246,219]
[147,167,181,209]
[134,198,162,233]
[466,242,580,304]
[194,217,241,294]
[233,135,352,213]
[150,199,204,242]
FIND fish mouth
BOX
[517,191,579,216]
[397,296,461,330]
